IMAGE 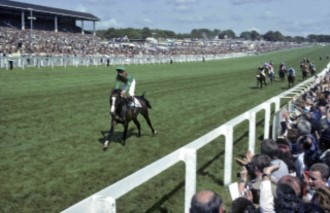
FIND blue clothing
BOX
[288,68,296,76]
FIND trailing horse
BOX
[310,66,316,76]
[279,66,286,82]
[256,74,267,88]
[103,89,157,150]
[301,64,308,80]
[288,74,295,88]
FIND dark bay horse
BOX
[279,65,287,82]
[288,74,295,88]
[256,74,267,88]
[301,64,308,80]
[310,66,316,76]
[103,89,157,150]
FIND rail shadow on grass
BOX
[144,118,267,212]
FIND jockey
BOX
[114,66,136,106]
[309,63,316,71]
[264,62,275,76]
[280,62,286,71]
[288,67,296,76]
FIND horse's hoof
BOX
[103,140,109,151]
[121,140,126,146]
[153,130,157,135]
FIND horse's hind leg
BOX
[141,110,157,134]
[133,118,141,137]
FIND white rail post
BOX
[264,103,271,139]
[88,195,116,213]
[224,125,234,185]
[248,112,256,154]
[274,97,281,112]
[182,148,197,213]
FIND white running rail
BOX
[62,63,330,213]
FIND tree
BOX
[190,28,213,39]
[274,31,284,41]
[142,27,151,39]
[240,31,252,40]
[219,30,236,39]
[263,31,276,41]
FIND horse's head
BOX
[110,89,122,114]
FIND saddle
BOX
[127,97,141,108]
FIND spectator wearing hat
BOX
[114,66,136,105]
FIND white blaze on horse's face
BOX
[110,97,116,113]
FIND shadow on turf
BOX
[144,119,267,212]
[98,128,139,148]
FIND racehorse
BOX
[288,74,295,88]
[301,64,308,80]
[103,89,157,149]
[310,66,316,76]
[279,67,287,82]
[256,73,267,88]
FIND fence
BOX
[0,52,252,69]
[61,63,330,213]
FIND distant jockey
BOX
[288,67,296,77]
[257,66,265,78]
[280,62,286,71]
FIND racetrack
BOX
[1,45,330,212]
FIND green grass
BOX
[1,45,330,212]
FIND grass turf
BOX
[1,45,330,212]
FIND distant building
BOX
[0,0,100,34]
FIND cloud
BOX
[176,15,204,23]
[97,18,122,29]
[278,19,329,36]
[174,0,196,4]
[75,4,87,12]
[257,10,277,19]
[230,14,242,22]
[174,5,192,12]
[142,18,153,24]
[231,0,281,5]
[248,27,261,33]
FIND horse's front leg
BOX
[103,119,115,150]
[121,122,129,146]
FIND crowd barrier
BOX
[61,63,330,213]
[0,52,252,69]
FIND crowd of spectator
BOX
[0,24,307,59]
[190,71,330,212]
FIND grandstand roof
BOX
[0,0,100,21]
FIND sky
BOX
[16,0,330,37]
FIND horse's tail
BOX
[141,92,152,109]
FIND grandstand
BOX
[0,0,311,69]
[0,0,99,34]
